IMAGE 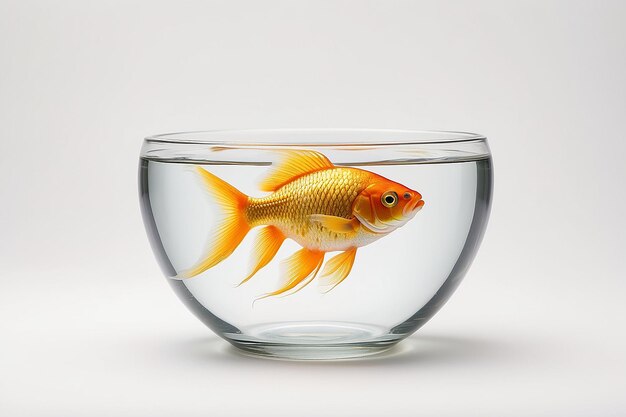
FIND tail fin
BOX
[179,167,250,278]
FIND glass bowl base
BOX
[223,321,403,360]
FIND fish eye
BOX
[381,191,398,208]
[403,192,411,199]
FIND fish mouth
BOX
[403,198,425,216]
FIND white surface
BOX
[1,1,625,416]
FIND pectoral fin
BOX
[319,248,357,293]
[309,214,359,233]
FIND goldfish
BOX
[181,150,424,298]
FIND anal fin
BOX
[239,226,285,286]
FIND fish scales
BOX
[246,168,370,248]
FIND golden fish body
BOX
[246,167,380,252]
[181,150,424,298]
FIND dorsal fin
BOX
[259,150,334,192]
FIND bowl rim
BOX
[144,128,487,147]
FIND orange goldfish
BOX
[181,150,424,297]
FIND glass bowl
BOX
[139,129,492,360]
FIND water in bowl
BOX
[139,143,492,359]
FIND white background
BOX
[1,1,625,416]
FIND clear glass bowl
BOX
[139,129,493,360]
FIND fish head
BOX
[352,179,424,234]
